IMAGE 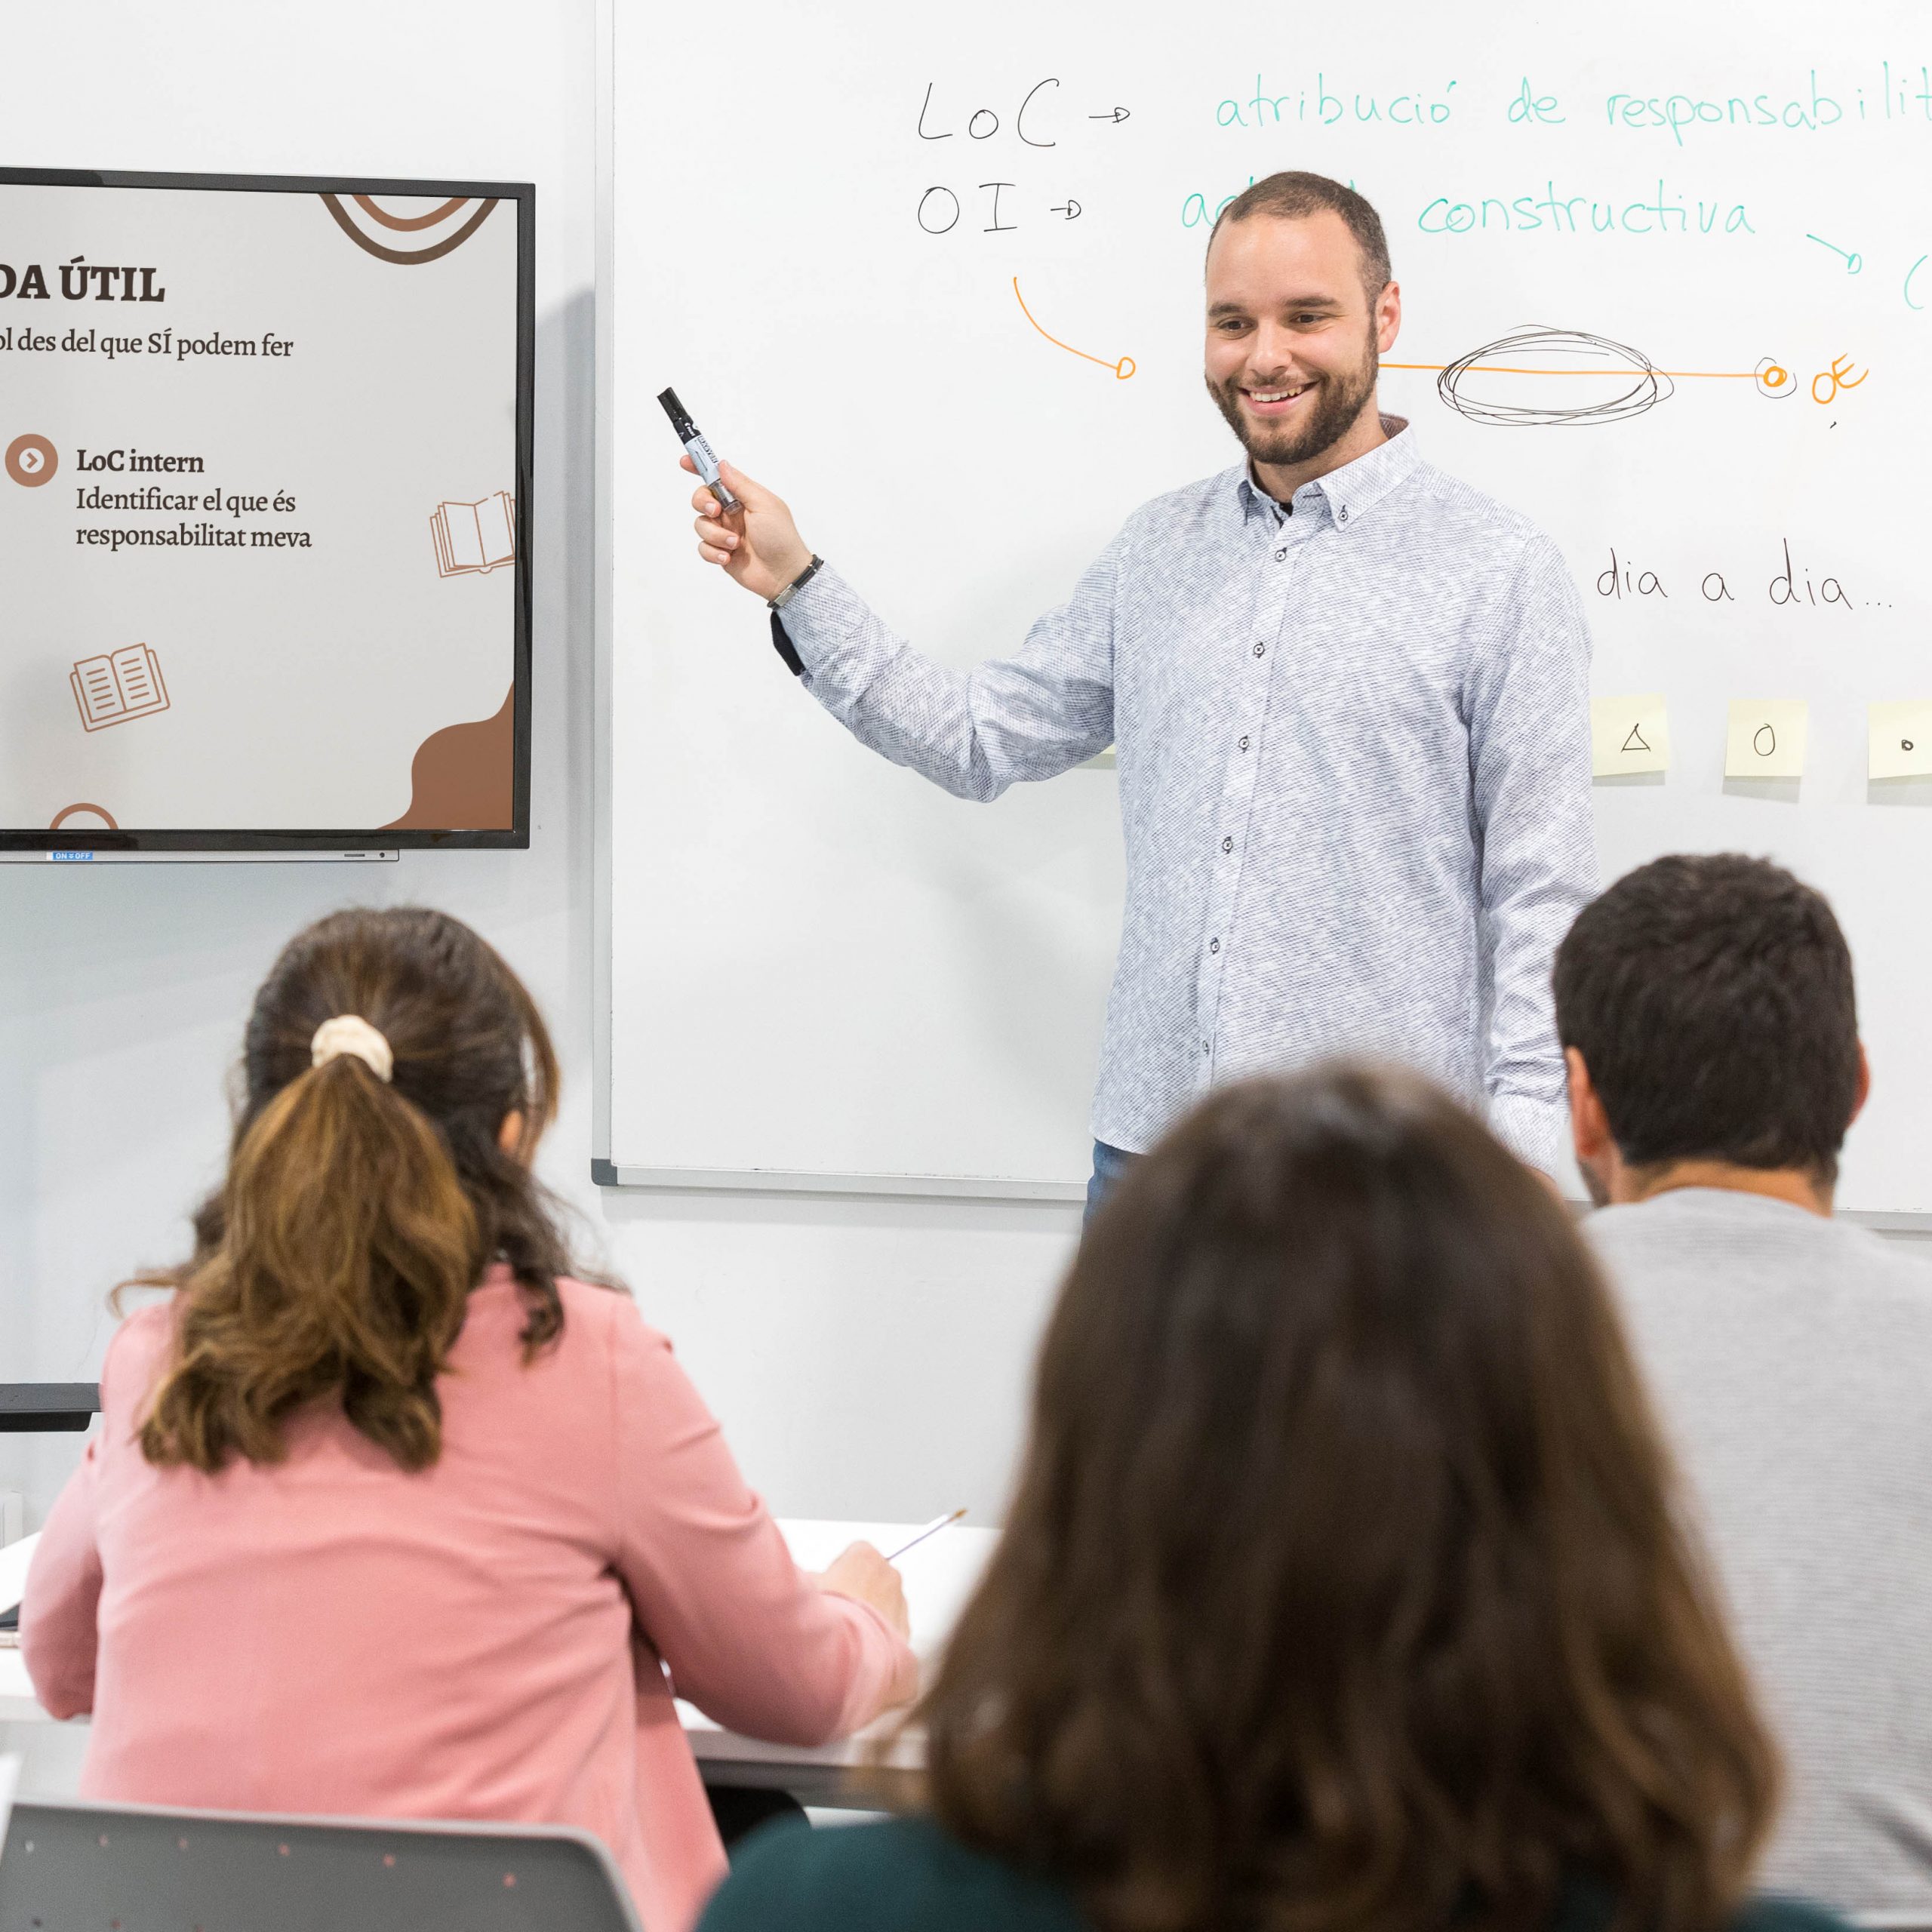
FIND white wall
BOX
[0,0,1079,1534]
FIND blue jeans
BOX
[1084,1140,1140,1223]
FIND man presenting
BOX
[686,171,1595,1204]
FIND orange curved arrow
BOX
[1013,278,1135,379]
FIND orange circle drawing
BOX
[5,433,57,486]
[48,801,118,831]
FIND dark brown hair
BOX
[1210,171,1392,302]
[134,906,590,1475]
[919,1064,1777,1932]
[1554,854,1860,1184]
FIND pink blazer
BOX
[22,1269,913,1932]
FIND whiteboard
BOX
[597,0,1932,1211]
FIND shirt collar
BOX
[1235,414,1420,528]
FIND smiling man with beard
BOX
[685,171,1596,1210]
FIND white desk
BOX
[0,1651,43,1725]
[681,1518,996,1804]
[0,1519,997,1806]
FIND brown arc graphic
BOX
[318,193,500,265]
[352,194,472,232]
[50,801,119,831]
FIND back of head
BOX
[1553,854,1860,1182]
[138,906,571,1475]
[922,1064,1775,1932]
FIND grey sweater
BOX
[1589,1189,1932,1913]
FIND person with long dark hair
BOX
[22,906,917,1932]
[702,1064,1837,1932]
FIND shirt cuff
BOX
[1487,1091,1568,1180]
[768,559,848,678]
[761,562,888,700]
[768,609,806,676]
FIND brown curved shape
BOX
[319,193,499,265]
[352,193,471,232]
[49,801,118,830]
[382,688,515,831]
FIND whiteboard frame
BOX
[589,1159,1084,1203]
[591,0,616,1185]
[587,4,1929,1226]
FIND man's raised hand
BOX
[685,456,814,603]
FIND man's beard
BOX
[1206,332,1379,471]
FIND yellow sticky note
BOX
[1725,700,1808,779]
[1590,694,1669,776]
[1868,703,1932,780]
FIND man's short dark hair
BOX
[1208,171,1392,303]
[1552,854,1860,1182]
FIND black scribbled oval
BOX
[1435,326,1673,427]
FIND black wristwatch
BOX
[768,555,825,611]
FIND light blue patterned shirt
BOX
[777,419,1596,1173]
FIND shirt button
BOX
[1251,642,1265,658]
[1209,938,1220,954]
[1221,836,1233,853]
[1337,505,1350,525]
[1273,547,1287,561]
[1202,1040,1211,1057]
[1238,735,1250,751]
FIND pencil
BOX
[885,1508,968,1561]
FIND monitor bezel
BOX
[0,165,534,854]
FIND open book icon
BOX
[431,491,517,577]
[70,645,171,732]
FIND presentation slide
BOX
[0,175,527,843]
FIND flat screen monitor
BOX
[0,168,533,855]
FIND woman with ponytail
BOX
[21,908,916,1932]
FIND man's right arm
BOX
[689,460,1118,802]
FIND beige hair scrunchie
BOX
[309,1014,395,1084]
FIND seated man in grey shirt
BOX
[1555,852,1932,1913]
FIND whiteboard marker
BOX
[658,386,741,513]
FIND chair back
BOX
[0,1797,645,1932]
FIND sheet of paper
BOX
[1724,700,1808,780]
[0,1532,38,1615]
[1590,694,1669,776]
[1868,701,1932,780]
